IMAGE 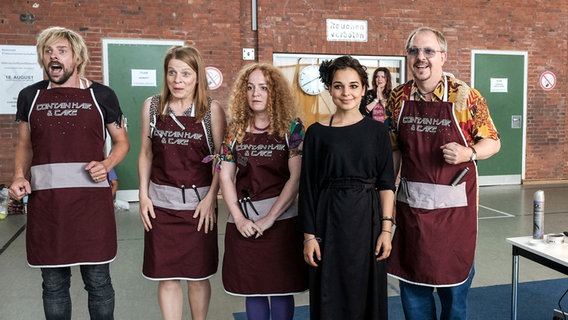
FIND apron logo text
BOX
[156,130,203,146]
[402,116,451,134]
[38,102,92,117]
[236,143,286,157]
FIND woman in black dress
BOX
[298,56,396,320]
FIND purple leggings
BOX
[245,295,295,320]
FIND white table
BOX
[506,236,568,320]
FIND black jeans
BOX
[41,264,115,320]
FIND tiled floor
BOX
[1,184,568,319]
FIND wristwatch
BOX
[469,146,477,161]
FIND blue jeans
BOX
[399,266,475,320]
[41,264,115,320]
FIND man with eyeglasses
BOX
[386,26,501,320]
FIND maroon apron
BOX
[388,89,477,286]
[27,85,116,267]
[143,99,218,280]
[222,132,307,295]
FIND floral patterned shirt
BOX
[219,118,305,163]
[387,75,499,150]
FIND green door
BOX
[103,39,183,201]
[472,51,527,185]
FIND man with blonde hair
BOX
[387,26,500,320]
[9,26,129,319]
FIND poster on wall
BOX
[0,45,44,114]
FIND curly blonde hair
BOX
[227,63,299,143]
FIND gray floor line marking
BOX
[0,224,26,255]
[478,204,516,218]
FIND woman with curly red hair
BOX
[219,63,308,320]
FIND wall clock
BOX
[298,65,325,95]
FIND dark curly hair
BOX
[318,55,369,90]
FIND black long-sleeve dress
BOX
[298,116,395,320]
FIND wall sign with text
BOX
[0,45,44,114]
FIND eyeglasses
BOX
[406,47,444,58]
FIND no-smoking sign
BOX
[539,71,556,91]
[206,66,223,90]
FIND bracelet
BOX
[381,217,395,224]
[303,237,321,245]
[382,230,392,234]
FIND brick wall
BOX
[0,115,17,185]
[1,0,567,184]
[253,1,568,184]
[0,0,246,185]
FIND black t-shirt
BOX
[16,80,123,126]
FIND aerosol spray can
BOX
[532,190,545,239]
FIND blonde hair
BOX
[158,45,210,122]
[405,26,448,52]
[36,26,89,77]
[227,63,299,143]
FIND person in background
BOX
[219,63,307,320]
[138,45,226,320]
[359,67,392,122]
[108,168,118,200]
[8,26,129,319]
[386,26,501,320]
[299,55,395,320]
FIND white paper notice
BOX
[131,69,156,87]
[490,78,508,93]
[0,45,44,114]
